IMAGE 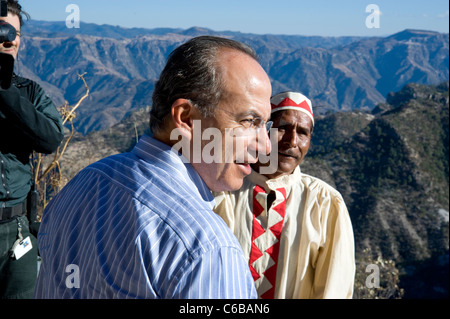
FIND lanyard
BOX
[9,218,24,258]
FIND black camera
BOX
[0,0,15,89]
[0,0,16,42]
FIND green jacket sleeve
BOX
[0,79,64,154]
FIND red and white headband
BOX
[270,92,314,126]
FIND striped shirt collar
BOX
[131,134,215,210]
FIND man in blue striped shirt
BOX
[35,36,273,299]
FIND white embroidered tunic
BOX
[214,166,355,299]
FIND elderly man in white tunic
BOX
[213,91,355,299]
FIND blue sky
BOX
[20,0,449,36]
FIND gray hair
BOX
[150,35,258,134]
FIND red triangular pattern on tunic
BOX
[250,186,287,299]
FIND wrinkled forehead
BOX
[271,109,313,128]
[218,49,272,119]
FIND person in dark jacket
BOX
[0,0,64,299]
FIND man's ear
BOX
[171,98,195,133]
[153,99,199,146]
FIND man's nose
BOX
[284,130,298,148]
[252,127,271,156]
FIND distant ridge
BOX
[23,20,366,47]
[23,20,184,38]
[387,28,445,40]
[19,21,449,134]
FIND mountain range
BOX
[17,21,449,134]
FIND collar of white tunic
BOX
[248,165,302,193]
